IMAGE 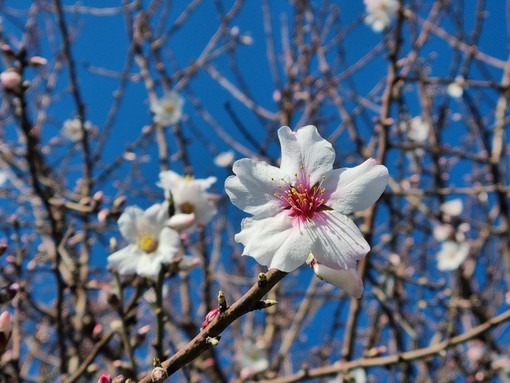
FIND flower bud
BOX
[0,69,22,93]
[307,254,364,298]
[28,56,48,67]
[167,213,195,231]
[151,366,167,382]
[97,373,112,383]
[0,312,12,355]
[200,308,219,331]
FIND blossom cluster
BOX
[107,170,217,279]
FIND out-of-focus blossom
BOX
[238,339,269,379]
[0,311,12,355]
[167,213,196,231]
[433,223,454,242]
[150,91,184,126]
[214,150,235,167]
[328,368,367,383]
[28,56,48,67]
[492,355,510,383]
[97,373,111,383]
[175,255,201,272]
[158,171,217,228]
[406,116,430,142]
[436,240,470,271]
[230,26,254,45]
[447,77,464,99]
[107,204,180,278]
[307,254,364,298]
[364,0,398,32]
[61,118,92,142]
[225,125,388,273]
[0,170,7,187]
[440,199,463,217]
[0,69,22,93]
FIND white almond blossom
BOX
[364,0,398,32]
[150,90,184,126]
[440,198,463,217]
[447,77,465,99]
[158,171,217,228]
[238,339,269,379]
[62,118,92,142]
[407,116,430,142]
[436,240,470,271]
[107,204,180,278]
[225,125,388,274]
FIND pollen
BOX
[163,101,176,114]
[138,234,159,253]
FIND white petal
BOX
[136,254,163,278]
[325,158,389,214]
[157,227,181,258]
[312,263,364,298]
[107,245,141,275]
[278,125,335,184]
[118,206,144,242]
[310,211,370,270]
[158,170,182,191]
[235,212,314,272]
[143,203,169,235]
[192,198,217,226]
[168,213,196,231]
[225,158,286,218]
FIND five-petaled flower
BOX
[225,125,388,274]
[107,204,180,278]
[150,90,184,126]
[364,0,399,32]
[158,170,217,229]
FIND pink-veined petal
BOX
[324,158,388,214]
[309,211,370,270]
[225,158,286,218]
[312,262,364,298]
[235,212,314,272]
[278,125,335,184]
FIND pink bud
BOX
[0,70,22,92]
[92,323,102,339]
[97,209,110,223]
[168,213,196,231]
[28,56,48,67]
[200,308,220,331]
[0,312,12,355]
[97,372,112,383]
[93,191,104,202]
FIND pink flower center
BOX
[273,173,328,220]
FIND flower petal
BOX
[107,245,141,275]
[325,158,388,214]
[118,206,144,243]
[225,158,286,218]
[136,254,164,278]
[309,211,370,270]
[235,212,313,272]
[312,262,364,298]
[278,125,335,184]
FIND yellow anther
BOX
[138,234,159,253]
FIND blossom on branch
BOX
[158,171,217,229]
[225,125,388,274]
[364,0,398,32]
[238,339,269,379]
[150,90,184,126]
[62,118,93,142]
[107,204,180,278]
